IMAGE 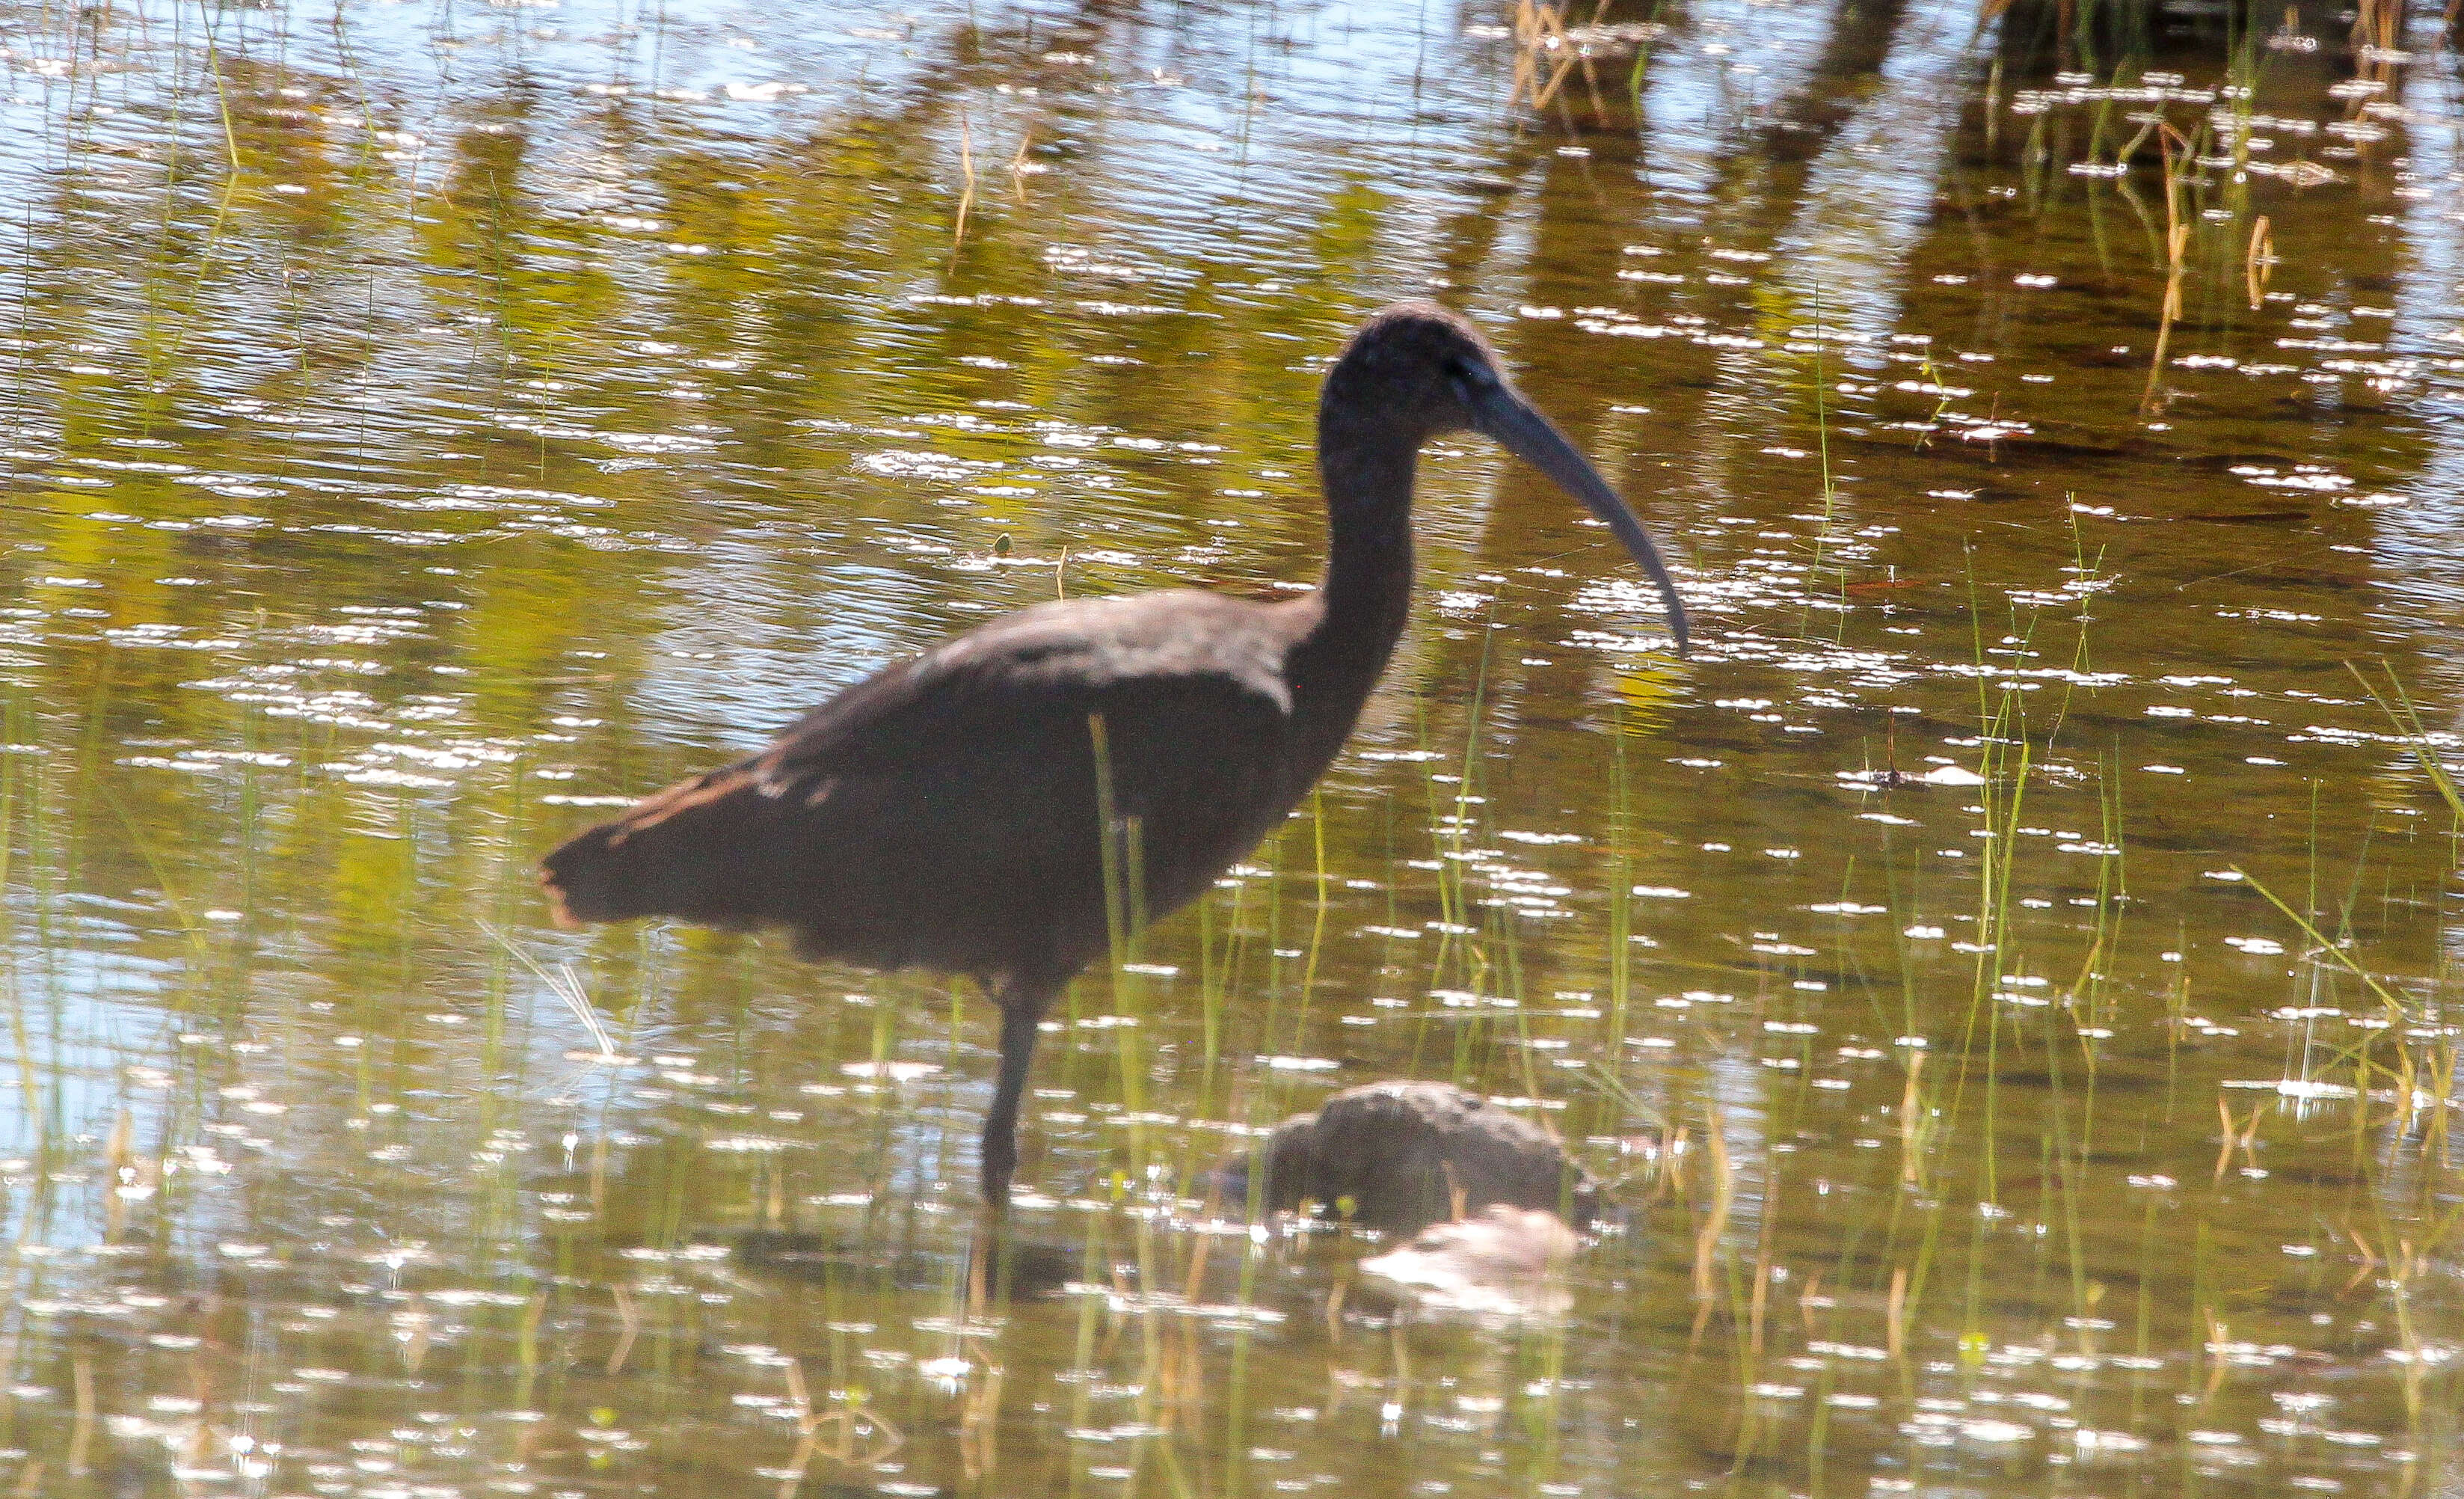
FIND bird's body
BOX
[545,587,1363,984]
[543,302,1686,1202]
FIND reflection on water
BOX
[2,0,2462,1492]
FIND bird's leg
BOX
[980,973,1060,1205]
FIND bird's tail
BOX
[539,764,782,930]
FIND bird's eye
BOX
[1444,358,1494,403]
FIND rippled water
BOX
[3,0,2463,1492]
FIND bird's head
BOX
[1323,301,1690,655]
[1323,301,1512,440]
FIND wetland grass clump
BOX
[2195,663,2464,1130]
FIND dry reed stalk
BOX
[1508,0,1583,112]
[1529,6,1582,113]
[1511,0,1538,106]
[606,1284,638,1375]
[1575,0,1614,120]
[2214,1095,2237,1183]
[2141,123,2192,416]
[1886,1265,1908,1358]
[953,113,977,248]
[2244,215,2274,308]
[2211,1097,2261,1183]
[2424,1038,2454,1162]
[2344,1221,2380,1296]
[1897,1051,1923,1186]
[1692,1106,1731,1305]
[1009,128,1034,202]
[778,1360,906,1492]
[2350,0,2400,55]
[959,1359,1003,1481]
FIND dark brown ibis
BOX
[540,301,1688,1204]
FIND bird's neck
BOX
[1268,412,1419,791]
[1311,418,1419,666]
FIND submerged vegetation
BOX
[1,0,2461,1492]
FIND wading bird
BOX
[541,301,1687,1204]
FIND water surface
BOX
[2,0,2463,1493]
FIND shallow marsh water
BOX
[3,0,2464,1492]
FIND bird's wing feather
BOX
[749,592,1295,791]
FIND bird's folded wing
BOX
[746,592,1296,794]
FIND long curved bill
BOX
[1468,382,1690,657]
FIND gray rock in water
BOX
[1202,1080,1597,1236]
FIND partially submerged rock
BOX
[1359,1204,1579,1318]
[1203,1080,1597,1236]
